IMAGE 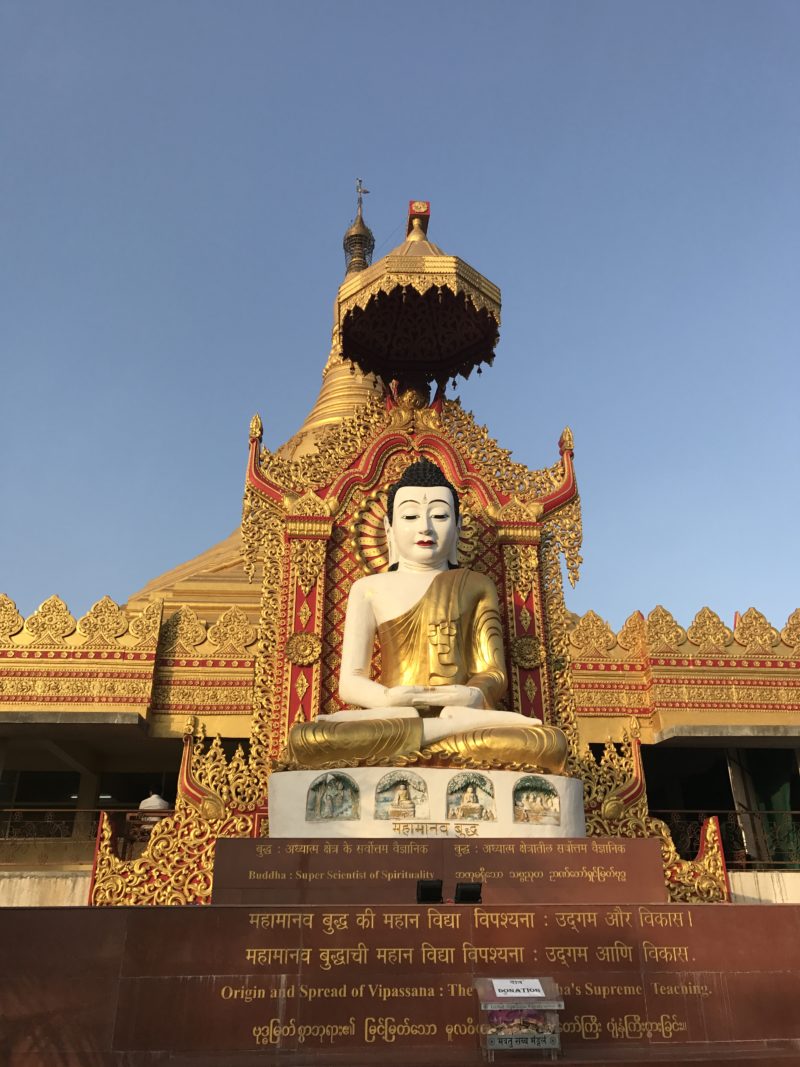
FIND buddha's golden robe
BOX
[377,568,506,708]
[280,569,567,773]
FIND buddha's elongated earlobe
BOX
[448,516,462,566]
[383,515,398,567]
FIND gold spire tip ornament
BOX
[249,413,263,441]
[406,216,427,243]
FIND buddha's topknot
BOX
[386,458,460,523]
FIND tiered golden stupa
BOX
[1,193,798,909]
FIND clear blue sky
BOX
[1,1,798,631]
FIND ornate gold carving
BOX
[510,635,545,669]
[543,497,583,588]
[539,528,581,756]
[91,805,255,906]
[662,816,729,904]
[151,680,253,711]
[241,483,281,584]
[5,675,153,702]
[646,605,686,655]
[781,609,800,648]
[286,632,322,666]
[687,607,733,655]
[285,490,337,536]
[77,596,129,646]
[491,497,544,528]
[129,600,163,646]
[0,594,24,642]
[503,544,538,598]
[290,538,327,596]
[570,610,616,659]
[294,674,310,701]
[253,395,390,499]
[617,611,647,657]
[438,401,571,499]
[191,733,246,807]
[250,506,288,770]
[351,489,390,572]
[159,606,206,656]
[559,426,574,452]
[24,595,76,644]
[338,264,501,324]
[207,606,257,656]
[524,676,537,703]
[249,412,263,440]
[518,605,532,633]
[0,594,160,716]
[734,608,780,656]
[298,602,312,628]
[386,388,436,432]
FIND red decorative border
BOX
[159,658,254,670]
[0,649,155,661]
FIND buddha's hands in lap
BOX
[381,685,484,710]
[408,685,484,709]
[381,685,429,707]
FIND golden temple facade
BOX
[1,198,797,906]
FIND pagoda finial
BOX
[356,177,368,214]
[343,179,375,276]
[249,412,263,442]
[559,426,574,455]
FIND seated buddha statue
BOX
[280,459,567,774]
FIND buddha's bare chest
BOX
[363,570,474,626]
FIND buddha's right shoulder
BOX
[348,573,385,600]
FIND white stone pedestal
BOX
[269,767,585,839]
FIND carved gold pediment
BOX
[207,607,257,657]
[24,595,77,645]
[734,608,780,656]
[570,610,616,659]
[686,607,733,656]
[77,595,129,646]
[0,595,24,642]
[646,606,686,655]
[159,606,207,657]
[617,612,647,657]
[782,608,800,649]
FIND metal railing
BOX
[651,808,800,870]
[0,807,173,844]
[0,807,107,841]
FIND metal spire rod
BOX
[356,177,370,214]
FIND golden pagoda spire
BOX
[278,187,384,459]
[342,178,375,275]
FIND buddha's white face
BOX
[386,485,459,569]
